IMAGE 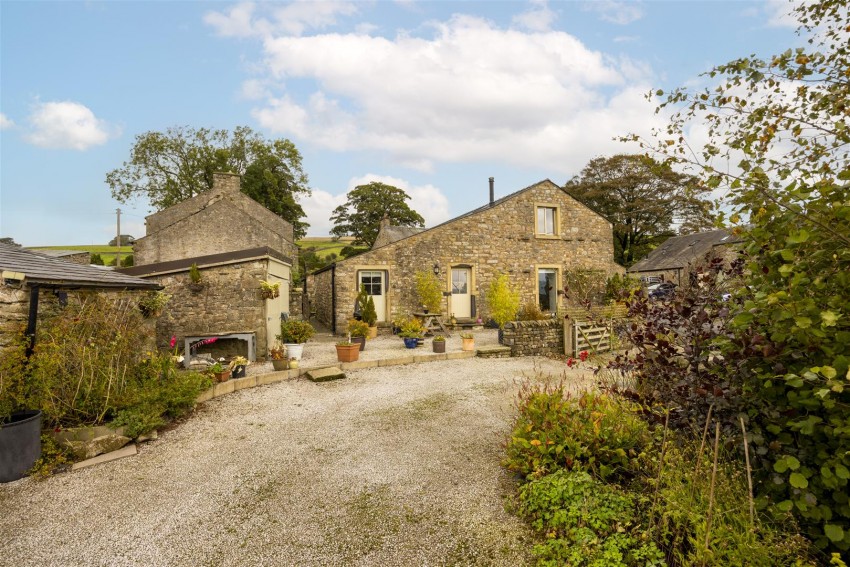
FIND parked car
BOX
[648,282,677,300]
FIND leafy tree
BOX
[564,154,715,266]
[330,182,424,247]
[0,237,21,247]
[108,235,135,246]
[107,125,311,239]
[486,273,521,330]
[629,0,850,553]
[89,253,104,266]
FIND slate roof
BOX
[0,243,160,289]
[120,247,292,278]
[628,229,741,272]
[26,249,89,259]
[374,225,427,247]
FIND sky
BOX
[0,0,804,247]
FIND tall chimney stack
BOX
[489,177,494,205]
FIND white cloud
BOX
[512,0,557,32]
[239,13,660,176]
[0,113,14,129]
[302,174,451,236]
[24,101,116,150]
[613,35,639,43]
[205,1,358,38]
[764,0,801,28]
[583,1,644,25]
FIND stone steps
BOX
[476,346,512,359]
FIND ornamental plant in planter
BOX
[432,335,446,353]
[138,290,170,318]
[0,338,42,483]
[187,263,205,293]
[269,343,288,371]
[229,356,249,379]
[363,295,379,339]
[348,319,369,351]
[398,317,425,349]
[278,320,315,361]
[486,273,520,344]
[336,341,360,363]
[460,332,475,351]
[259,280,280,300]
[210,362,230,383]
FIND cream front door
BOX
[451,268,471,319]
[359,270,386,322]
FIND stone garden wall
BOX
[309,269,334,330]
[501,319,564,357]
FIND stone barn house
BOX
[122,173,298,361]
[627,228,742,286]
[0,242,160,350]
[308,179,623,334]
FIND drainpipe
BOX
[25,284,40,357]
[330,264,337,334]
[489,177,494,205]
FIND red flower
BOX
[170,335,177,349]
[566,357,576,367]
[579,350,589,362]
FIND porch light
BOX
[433,263,440,276]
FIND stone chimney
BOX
[212,171,242,193]
[379,214,390,231]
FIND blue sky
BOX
[0,0,803,246]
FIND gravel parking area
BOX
[0,353,593,567]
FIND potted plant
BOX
[362,295,379,339]
[336,340,360,363]
[348,319,369,351]
[229,356,249,379]
[138,290,170,318]
[460,332,475,351]
[0,343,42,483]
[187,263,205,293]
[432,335,446,353]
[398,317,425,349]
[415,270,443,314]
[210,362,230,382]
[486,273,521,344]
[259,279,281,300]
[269,343,288,371]
[278,320,315,361]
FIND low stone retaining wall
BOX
[501,319,564,357]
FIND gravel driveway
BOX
[0,355,592,567]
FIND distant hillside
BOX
[297,237,355,259]
[28,245,133,262]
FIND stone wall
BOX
[0,284,156,351]
[146,259,274,356]
[289,288,303,320]
[316,180,623,334]
[309,268,334,330]
[135,173,297,265]
[502,319,564,357]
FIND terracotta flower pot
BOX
[461,338,475,351]
[336,343,360,362]
[215,370,230,383]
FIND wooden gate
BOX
[563,320,613,356]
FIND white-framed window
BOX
[536,206,558,236]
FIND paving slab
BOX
[71,444,137,471]
[307,367,346,382]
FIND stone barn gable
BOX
[133,172,297,265]
[309,179,623,334]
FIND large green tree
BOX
[106,125,311,239]
[330,182,425,247]
[630,0,850,553]
[564,154,715,266]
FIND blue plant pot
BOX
[403,337,418,349]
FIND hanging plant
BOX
[259,280,280,299]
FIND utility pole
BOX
[115,208,122,266]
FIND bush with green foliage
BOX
[278,319,315,344]
[415,270,443,313]
[516,302,548,321]
[518,469,664,567]
[0,293,211,438]
[347,319,369,339]
[605,273,641,303]
[504,383,652,481]
[397,316,425,339]
[120,254,134,267]
[363,295,378,327]
[626,0,850,552]
[90,253,104,265]
[486,273,520,329]
[188,263,202,284]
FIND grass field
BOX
[29,245,133,262]
[297,238,356,259]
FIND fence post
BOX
[563,318,574,356]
